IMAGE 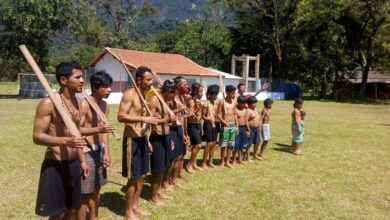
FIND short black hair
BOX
[237,83,244,89]
[237,96,246,104]
[135,66,152,80]
[293,98,303,107]
[247,96,258,104]
[55,61,82,83]
[173,76,186,85]
[225,85,236,93]
[161,80,176,93]
[190,82,202,98]
[207,84,219,96]
[90,71,113,91]
[263,98,273,107]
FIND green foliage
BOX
[152,9,232,71]
[0,0,75,79]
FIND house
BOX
[89,47,222,103]
[349,71,390,99]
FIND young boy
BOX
[217,85,238,168]
[291,98,304,155]
[201,84,219,169]
[232,96,250,165]
[246,96,261,162]
[257,98,273,160]
[79,71,115,220]
[148,80,177,207]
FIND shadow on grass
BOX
[0,95,24,99]
[100,192,125,216]
[272,143,294,154]
[377,124,390,126]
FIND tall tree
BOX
[0,0,74,79]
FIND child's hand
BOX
[246,131,250,137]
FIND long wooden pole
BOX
[19,45,86,170]
[219,73,226,98]
[150,86,175,117]
[116,53,152,116]
[81,90,121,140]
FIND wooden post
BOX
[231,55,236,76]
[245,55,250,92]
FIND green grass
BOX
[0,99,389,219]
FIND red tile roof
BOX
[89,47,219,77]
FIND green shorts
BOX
[219,124,236,147]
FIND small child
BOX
[256,98,273,160]
[291,98,304,155]
[232,96,250,165]
[246,96,261,162]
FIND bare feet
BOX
[133,208,151,217]
[208,162,215,168]
[232,161,236,166]
[220,163,225,168]
[253,155,262,160]
[173,182,186,189]
[149,199,165,208]
[248,159,254,163]
[193,165,204,171]
[158,193,173,200]
[185,164,194,174]
[292,151,302,155]
[201,164,209,170]
[125,213,139,220]
[162,183,174,192]
[226,163,233,168]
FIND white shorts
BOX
[262,124,271,141]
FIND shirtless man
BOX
[34,61,88,219]
[79,71,115,220]
[232,96,250,165]
[186,83,205,173]
[217,85,238,168]
[148,80,177,207]
[118,66,158,220]
[201,84,219,169]
[291,98,304,155]
[247,96,261,162]
[171,76,190,182]
[258,98,273,160]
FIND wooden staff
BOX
[219,73,226,98]
[81,90,121,140]
[151,71,164,87]
[150,85,175,117]
[116,53,152,116]
[19,45,86,169]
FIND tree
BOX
[0,0,74,79]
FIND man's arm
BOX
[80,100,114,136]
[117,88,157,124]
[217,100,227,126]
[33,98,86,147]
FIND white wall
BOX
[95,53,128,82]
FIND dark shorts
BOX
[150,133,170,173]
[234,126,248,151]
[187,123,202,145]
[203,121,218,142]
[81,145,107,194]
[169,126,186,158]
[35,159,81,216]
[248,127,261,146]
[215,122,221,142]
[122,137,150,179]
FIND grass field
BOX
[0,98,389,219]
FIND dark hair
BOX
[263,98,273,107]
[207,84,219,96]
[55,61,82,83]
[237,96,246,104]
[161,80,176,93]
[225,85,236,93]
[247,96,258,104]
[237,83,244,89]
[135,66,152,80]
[293,98,303,107]
[173,76,186,85]
[190,82,202,98]
[90,71,113,91]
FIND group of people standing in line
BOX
[32,61,305,220]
